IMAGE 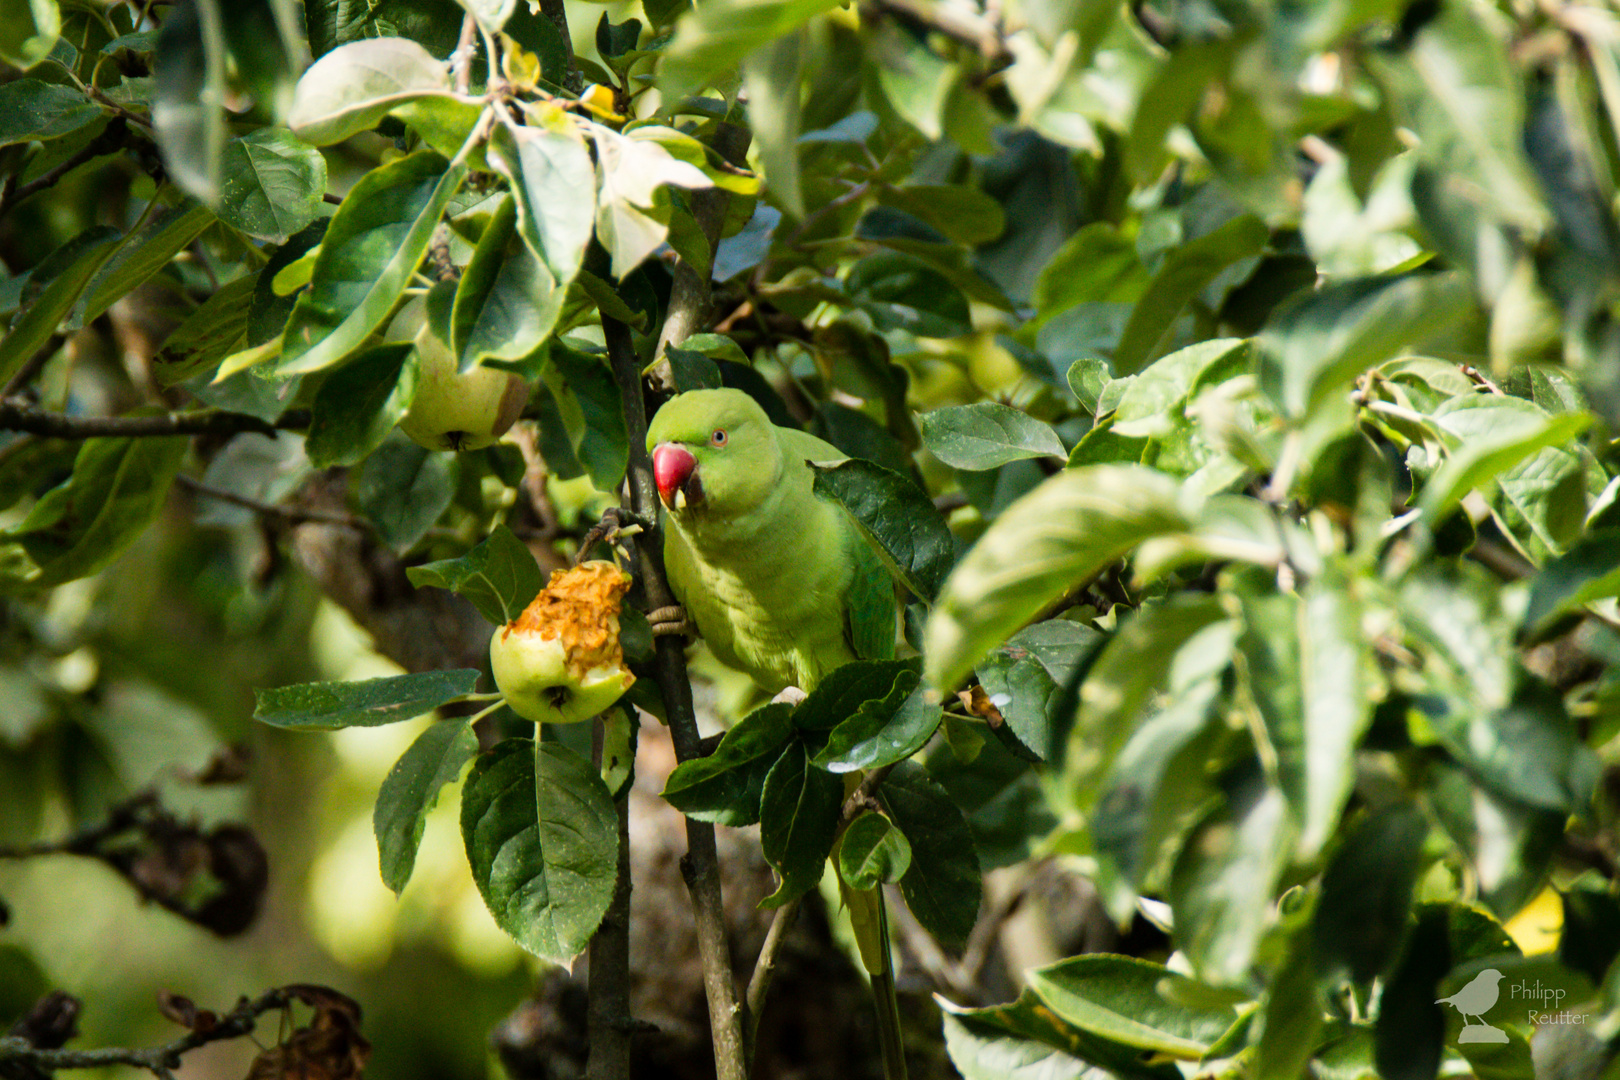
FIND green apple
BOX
[389,294,529,452]
[490,561,636,725]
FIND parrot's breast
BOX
[664,494,858,693]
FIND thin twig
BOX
[176,475,375,533]
[0,403,308,439]
[453,12,479,94]
[744,897,800,1061]
[0,988,292,1078]
[602,313,748,1080]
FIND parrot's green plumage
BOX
[646,388,896,693]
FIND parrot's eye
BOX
[710,429,728,447]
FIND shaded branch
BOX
[652,124,752,386]
[0,403,308,439]
[862,0,1008,63]
[176,475,376,534]
[586,718,635,1080]
[602,313,748,1080]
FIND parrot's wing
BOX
[843,522,897,661]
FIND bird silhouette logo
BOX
[1435,969,1508,1044]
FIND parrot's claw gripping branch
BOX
[646,604,696,640]
[575,507,652,566]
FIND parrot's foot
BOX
[771,686,808,707]
[577,507,652,564]
[647,604,695,639]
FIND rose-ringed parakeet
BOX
[648,388,908,1076]
[645,387,897,694]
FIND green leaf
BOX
[0,0,60,69]
[287,36,454,145]
[405,523,543,626]
[1419,396,1591,526]
[1027,954,1241,1059]
[1091,677,1224,889]
[1253,932,1322,1080]
[215,129,328,243]
[1523,529,1620,637]
[877,760,980,947]
[541,342,629,492]
[1374,2,1548,233]
[78,201,216,326]
[920,402,1065,471]
[1312,801,1429,983]
[1109,338,1249,439]
[1238,572,1375,860]
[743,29,804,218]
[658,0,841,102]
[809,459,954,604]
[0,435,186,591]
[1028,223,1146,336]
[759,741,843,907]
[277,150,466,376]
[1258,273,1473,420]
[813,678,940,773]
[305,342,419,468]
[1169,770,1293,985]
[925,464,1192,692]
[486,121,594,286]
[877,184,1005,247]
[254,669,481,730]
[940,990,1180,1080]
[304,0,467,59]
[661,703,795,826]
[460,739,618,963]
[374,719,478,893]
[0,226,121,388]
[663,345,724,391]
[793,659,917,732]
[354,437,456,550]
[152,0,228,202]
[0,79,104,147]
[975,650,1060,762]
[846,251,971,338]
[837,811,911,890]
[1113,215,1267,375]
[1372,905,1450,1080]
[451,194,564,369]
[154,274,258,385]
[589,124,712,277]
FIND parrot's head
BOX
[647,389,781,517]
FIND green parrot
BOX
[645,387,897,694]
[647,387,911,1076]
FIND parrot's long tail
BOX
[870,893,909,1080]
[843,880,909,1080]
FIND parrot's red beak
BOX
[653,443,698,509]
